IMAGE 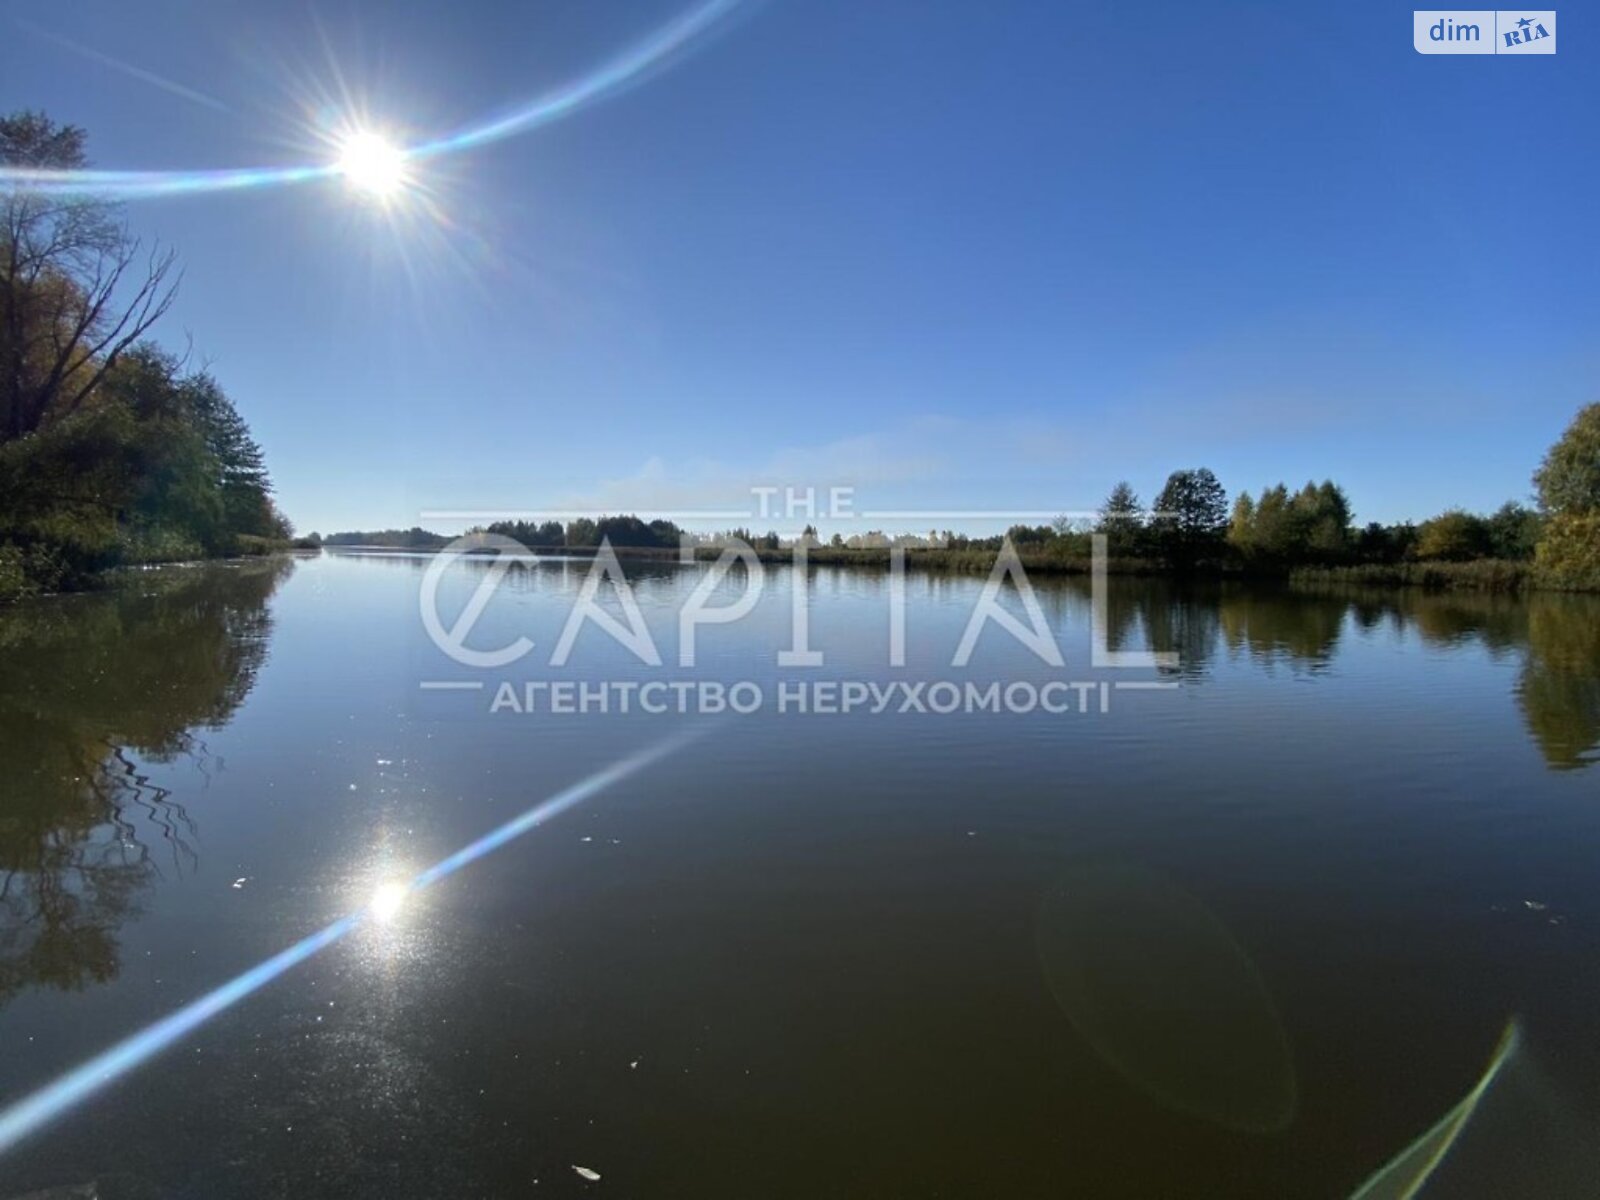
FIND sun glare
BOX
[336,131,407,200]
[369,880,410,922]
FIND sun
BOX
[368,880,410,922]
[336,131,407,200]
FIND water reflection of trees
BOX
[1110,580,1222,679]
[1367,589,1530,658]
[1217,587,1345,671]
[342,553,1600,771]
[1099,580,1339,677]
[1300,585,1600,770]
[1516,595,1600,770]
[0,559,289,1004]
[1099,577,1600,770]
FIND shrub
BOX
[0,544,29,602]
[1534,513,1600,591]
[1415,510,1493,561]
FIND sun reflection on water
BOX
[368,880,411,923]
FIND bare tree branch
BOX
[1,111,181,440]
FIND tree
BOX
[1535,513,1600,590]
[0,336,284,593]
[1097,481,1144,555]
[1299,480,1352,560]
[104,345,224,551]
[323,528,446,549]
[1415,509,1492,561]
[1485,501,1541,561]
[1150,468,1228,564]
[1534,402,1600,516]
[1005,523,1054,546]
[1355,521,1416,564]
[565,517,598,547]
[2,111,178,441]
[1098,481,1141,525]
[1260,484,1299,558]
[1229,484,1291,560]
[184,368,279,541]
[594,514,681,548]
[1534,404,1600,589]
[1227,493,1256,552]
[92,344,284,551]
[1228,480,1351,565]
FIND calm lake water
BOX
[1,550,1598,1198]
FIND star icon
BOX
[1517,16,1533,28]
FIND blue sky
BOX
[2,0,1594,534]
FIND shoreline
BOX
[11,546,1587,605]
[318,544,1582,594]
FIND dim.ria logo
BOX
[1413,10,1555,54]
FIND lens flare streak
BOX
[0,731,698,1157]
[0,0,744,200]
[410,0,741,160]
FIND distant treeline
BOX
[327,516,742,551]
[321,527,446,549]
[1,112,293,600]
[326,402,1600,593]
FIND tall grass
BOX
[1288,560,1533,593]
[689,545,1168,576]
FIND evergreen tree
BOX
[1151,468,1228,564]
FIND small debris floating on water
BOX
[1524,900,1548,911]
[231,878,249,889]
[572,1165,601,1181]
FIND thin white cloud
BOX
[17,19,233,114]
[542,425,951,519]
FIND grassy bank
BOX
[0,536,296,602]
[494,543,1167,576]
[696,545,1168,576]
[1288,560,1536,593]
[731,548,1600,593]
[322,542,1600,593]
